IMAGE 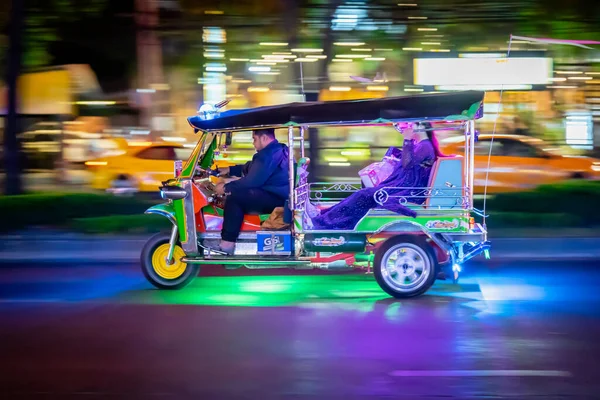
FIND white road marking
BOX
[389,370,572,377]
[0,299,61,303]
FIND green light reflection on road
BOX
[121,274,389,308]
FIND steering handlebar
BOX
[193,167,228,206]
[194,166,221,178]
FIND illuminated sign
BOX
[202,27,226,44]
[0,69,74,115]
[414,57,552,89]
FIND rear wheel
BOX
[374,235,437,298]
[141,232,199,289]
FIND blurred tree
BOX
[519,0,600,59]
[162,0,287,68]
[417,0,600,54]
[4,0,25,195]
[1,0,119,195]
[158,0,600,94]
[0,0,109,77]
[137,0,600,73]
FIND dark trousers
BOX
[221,188,286,242]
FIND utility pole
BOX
[4,0,24,195]
[135,0,165,133]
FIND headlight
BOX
[160,187,187,200]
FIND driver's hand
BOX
[218,167,230,176]
[215,182,226,195]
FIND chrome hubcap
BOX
[380,243,431,293]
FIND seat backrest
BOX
[424,156,464,208]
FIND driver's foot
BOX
[217,247,234,255]
[218,241,235,255]
[209,246,234,256]
[202,239,220,249]
[201,241,234,255]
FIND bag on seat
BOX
[261,207,290,230]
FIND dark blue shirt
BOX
[225,139,290,199]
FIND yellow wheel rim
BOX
[151,243,187,280]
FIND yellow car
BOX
[86,142,233,193]
[440,134,600,194]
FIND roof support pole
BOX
[288,125,295,211]
[468,120,475,209]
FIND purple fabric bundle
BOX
[311,139,436,230]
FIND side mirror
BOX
[174,160,183,177]
[225,132,233,146]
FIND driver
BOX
[214,128,290,254]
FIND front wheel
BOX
[374,235,437,298]
[141,232,199,289]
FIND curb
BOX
[1,236,600,264]
[0,256,140,265]
[1,253,600,265]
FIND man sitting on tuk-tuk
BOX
[214,128,290,254]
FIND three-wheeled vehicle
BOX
[141,91,491,298]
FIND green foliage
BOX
[486,212,583,229]
[70,214,171,234]
[480,180,600,227]
[2,181,600,235]
[0,192,156,233]
[20,0,108,67]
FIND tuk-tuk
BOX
[141,91,491,298]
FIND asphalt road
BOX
[1,260,600,399]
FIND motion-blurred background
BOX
[1,0,600,234]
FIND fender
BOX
[145,203,176,226]
[372,220,452,265]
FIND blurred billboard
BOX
[414,56,553,90]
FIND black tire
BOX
[141,232,199,290]
[373,235,438,298]
[108,174,138,196]
[571,172,587,180]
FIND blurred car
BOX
[86,142,235,193]
[440,134,600,194]
[20,121,121,169]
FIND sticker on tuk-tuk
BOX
[257,231,292,255]
[264,236,283,252]
[426,219,460,230]
[312,236,346,247]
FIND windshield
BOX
[520,137,564,157]
[179,132,216,178]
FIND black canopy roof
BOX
[188,91,485,132]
